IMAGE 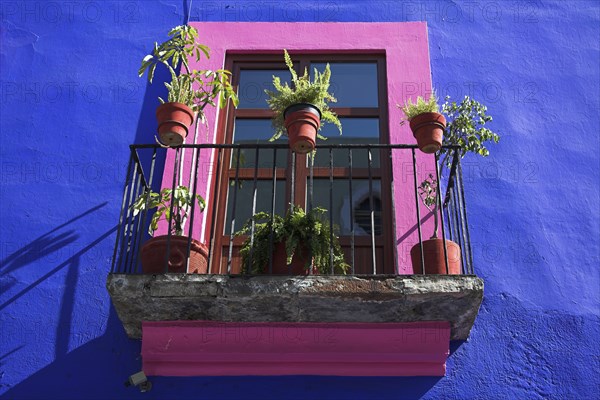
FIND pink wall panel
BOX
[142,321,450,376]
[159,22,437,273]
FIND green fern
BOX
[236,205,349,275]
[399,93,440,120]
[265,50,342,141]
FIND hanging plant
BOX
[265,50,342,154]
[409,95,500,274]
[139,25,238,146]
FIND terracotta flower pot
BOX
[409,112,446,154]
[269,242,316,275]
[140,235,208,274]
[410,238,461,274]
[156,102,195,147]
[283,103,322,154]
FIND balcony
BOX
[107,143,483,375]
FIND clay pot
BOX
[409,112,446,154]
[410,238,461,274]
[156,102,195,147]
[283,103,322,154]
[269,242,316,275]
[140,235,208,274]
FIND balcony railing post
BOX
[308,153,314,212]
[348,148,355,275]
[134,148,158,274]
[457,156,474,274]
[329,148,334,274]
[367,146,376,275]
[111,150,134,273]
[123,156,141,274]
[209,147,223,273]
[129,157,148,273]
[186,147,202,273]
[451,178,464,274]
[411,148,425,275]
[268,147,277,274]
[164,147,181,274]
[389,148,399,275]
[247,147,260,273]
[434,152,450,275]
[290,152,296,211]
[227,147,242,274]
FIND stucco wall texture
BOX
[1,1,598,399]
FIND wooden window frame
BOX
[209,52,394,274]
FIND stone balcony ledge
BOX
[107,274,483,340]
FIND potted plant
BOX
[131,185,208,274]
[410,96,500,274]
[399,92,445,153]
[235,205,349,275]
[265,50,342,154]
[139,25,238,146]
[410,173,463,274]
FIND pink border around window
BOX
[160,22,437,274]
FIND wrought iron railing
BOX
[111,143,474,275]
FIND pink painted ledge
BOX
[142,320,450,377]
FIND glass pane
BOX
[311,62,378,107]
[231,119,288,168]
[238,69,291,109]
[313,118,380,168]
[225,180,286,235]
[309,179,382,236]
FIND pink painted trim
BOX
[159,22,436,273]
[142,321,450,376]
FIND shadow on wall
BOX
[396,211,434,245]
[0,203,118,369]
[0,346,24,367]
[132,44,171,193]
[2,308,143,400]
[134,63,172,140]
[0,202,129,397]
[0,203,113,313]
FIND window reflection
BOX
[309,179,382,236]
[310,62,378,107]
[313,118,380,168]
[238,70,291,109]
[225,180,286,235]
[231,119,288,168]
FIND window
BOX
[209,53,394,274]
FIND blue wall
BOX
[1,1,598,398]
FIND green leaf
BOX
[147,63,157,83]
[198,44,210,59]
